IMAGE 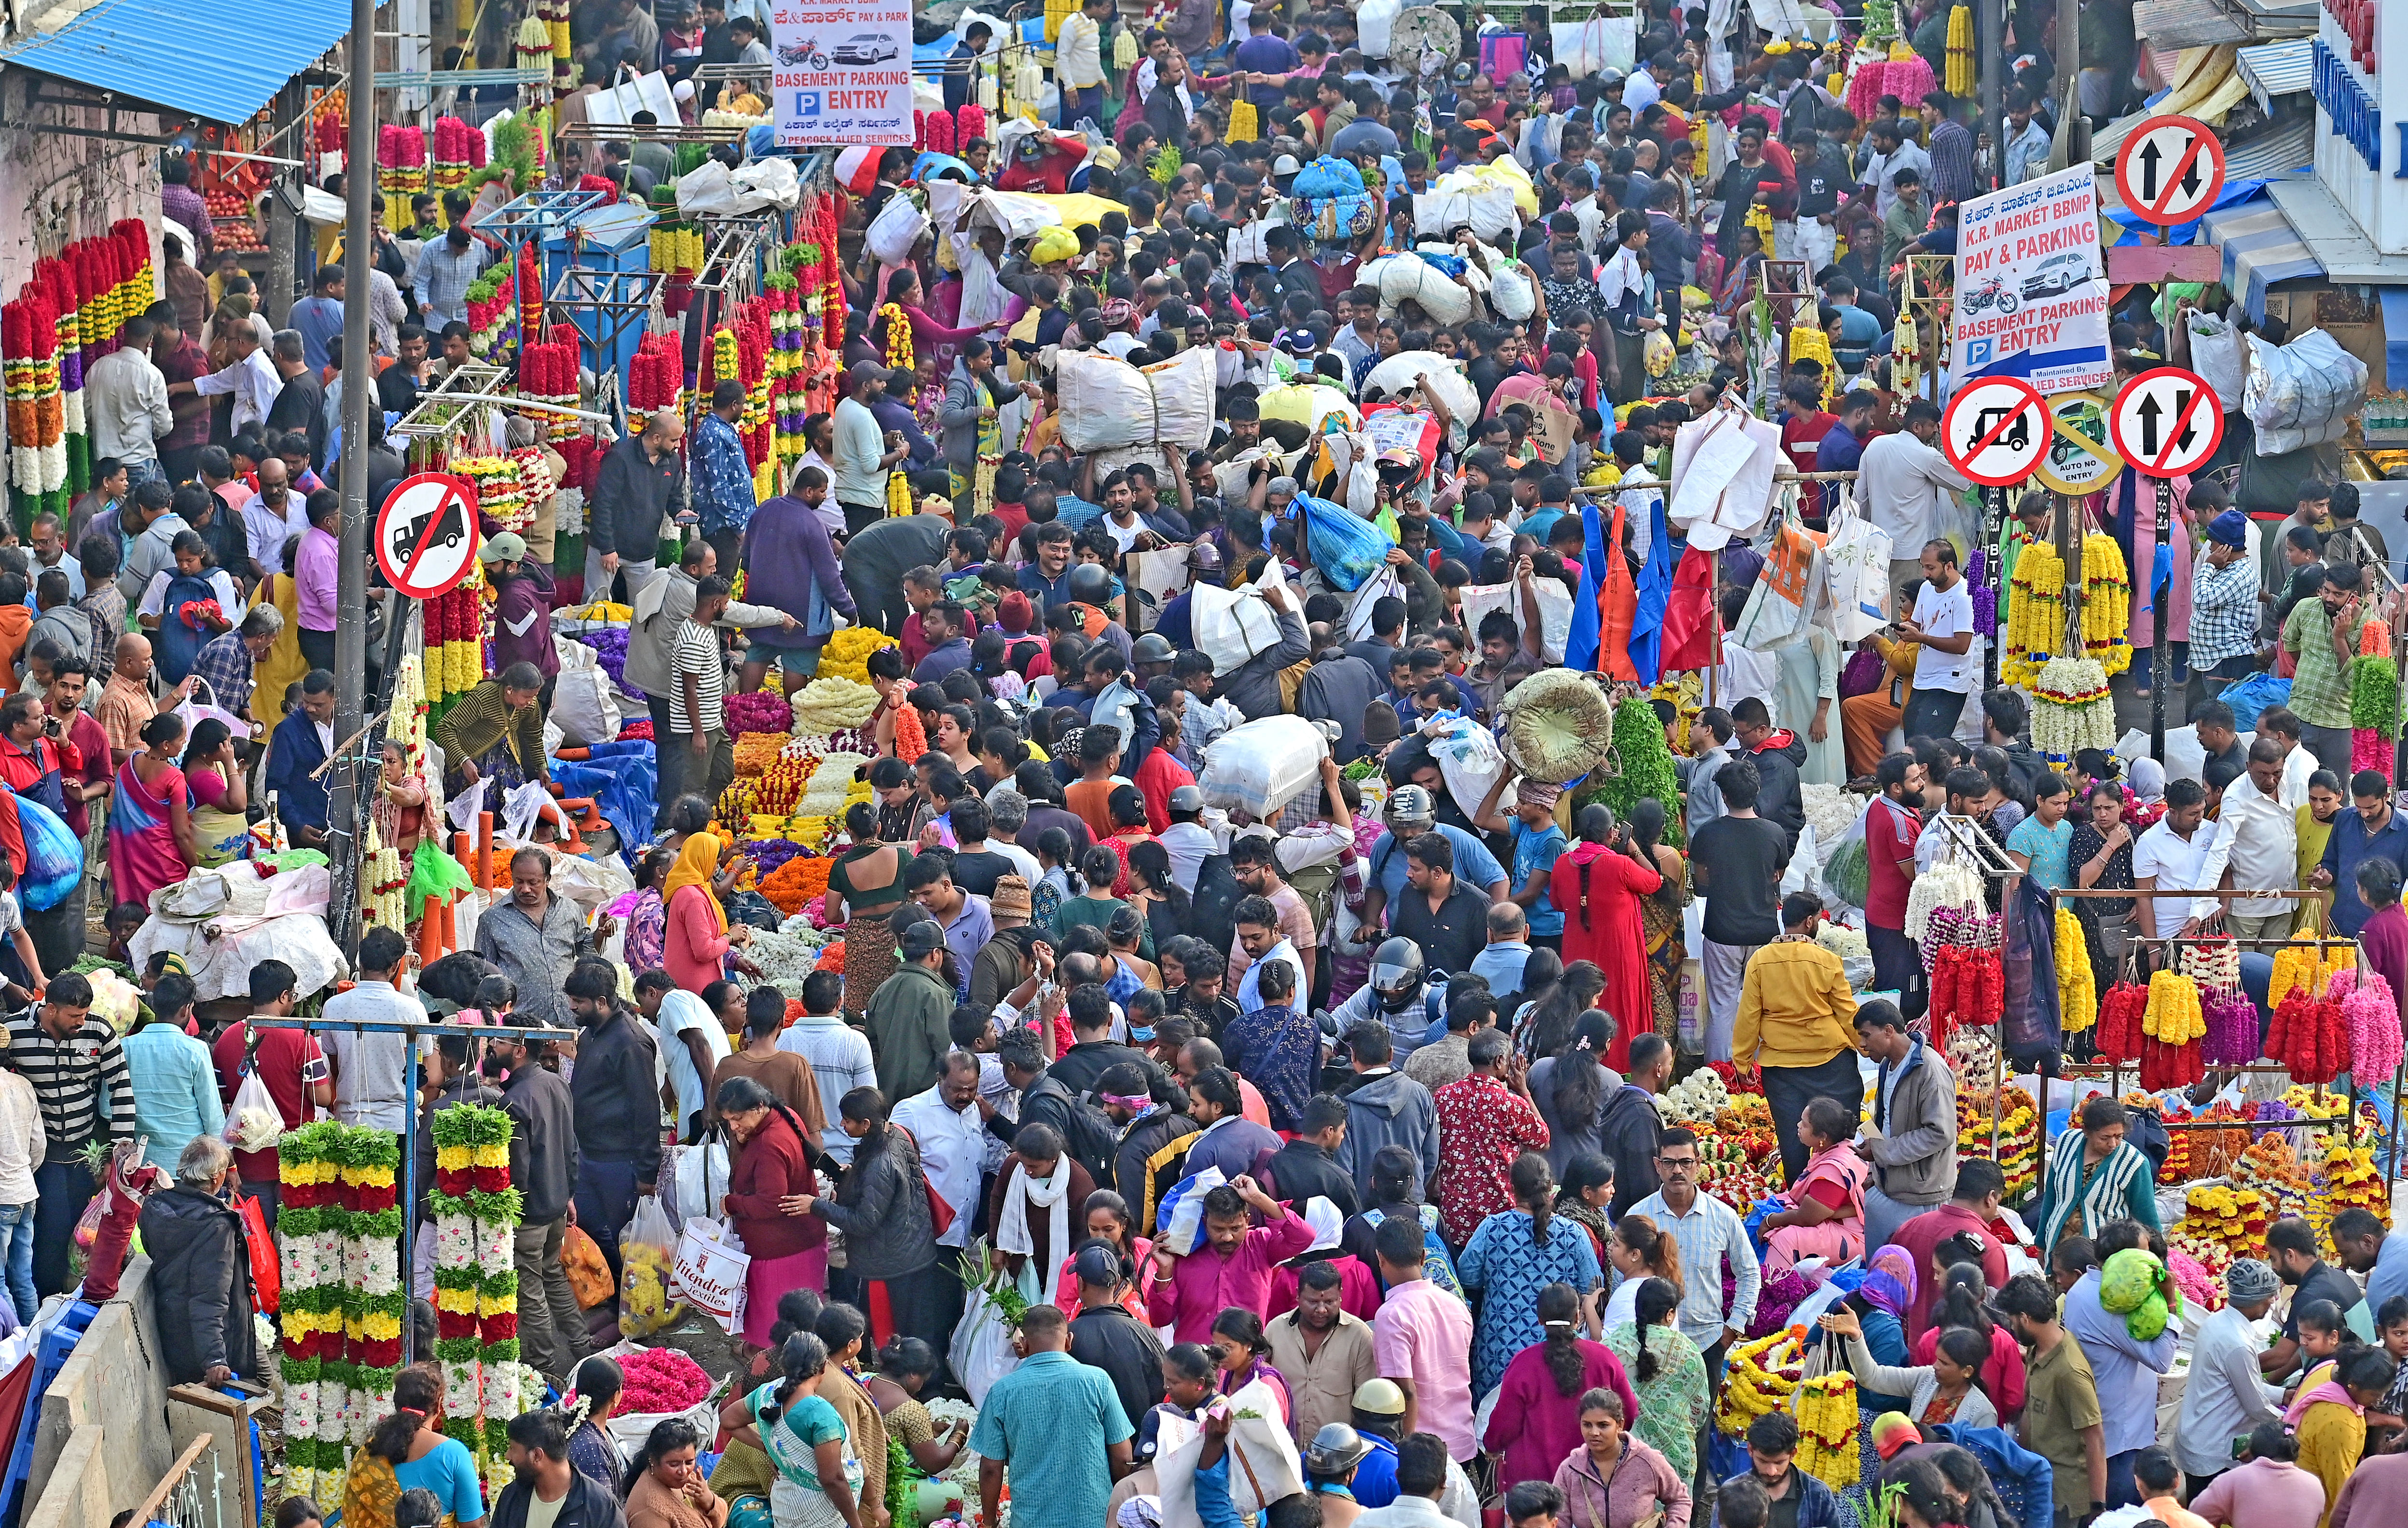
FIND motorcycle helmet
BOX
[1386,783,1437,827]
[1305,1425,1375,1475]
[1132,633,1176,665]
[1368,937,1426,1014]
[1068,563,1115,606]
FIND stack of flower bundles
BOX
[277,1122,404,1509]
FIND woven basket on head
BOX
[1498,668,1617,784]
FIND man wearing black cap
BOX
[1067,1242,1169,1432]
[867,915,959,1102]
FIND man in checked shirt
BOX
[5,974,136,1296]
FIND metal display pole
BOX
[1985,485,2005,692]
[2167,481,2186,760]
[330,0,377,960]
[248,1014,572,1368]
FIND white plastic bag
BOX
[668,1140,732,1227]
[548,637,621,747]
[673,160,742,217]
[669,1217,751,1337]
[949,1276,1024,1405]
[865,192,931,268]
[2244,327,2367,455]
[619,1194,687,1338]
[1056,344,1218,455]
[1424,717,1514,822]
[2184,311,2245,411]
[1201,717,1330,821]
[1218,1383,1307,1514]
[1357,0,1402,54]
[223,1065,283,1152]
[1155,1166,1228,1252]
[1457,579,1574,664]
[1191,576,1290,677]
[1489,261,1537,322]
[1362,352,1480,426]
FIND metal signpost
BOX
[2107,366,2228,760]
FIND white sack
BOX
[1056,344,1218,453]
[2244,327,2367,456]
[1201,716,1331,820]
[1368,252,1474,326]
[865,191,931,268]
[1363,352,1481,425]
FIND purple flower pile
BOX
[574,627,638,697]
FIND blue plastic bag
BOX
[1290,156,1366,200]
[14,795,80,912]
[2216,671,2291,729]
[1298,495,1399,593]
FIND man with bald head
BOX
[98,633,190,766]
[238,456,302,585]
[588,409,686,603]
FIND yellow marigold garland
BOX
[2080,532,2133,676]
[2144,969,2205,1043]
[1717,1330,1801,1435]
[879,302,913,372]
[2057,906,2096,1031]
[1794,1373,1861,1488]
[2002,541,2066,686]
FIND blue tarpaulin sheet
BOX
[551,741,658,864]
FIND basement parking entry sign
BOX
[375,473,484,600]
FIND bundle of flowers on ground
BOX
[427,1101,527,1500]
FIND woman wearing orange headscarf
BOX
[662,831,753,991]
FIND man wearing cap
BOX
[482,532,559,696]
[2191,509,2262,695]
[2172,1257,2283,1496]
[997,130,1087,196]
[831,362,911,536]
[868,915,961,1102]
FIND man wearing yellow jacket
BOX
[1734,891,1861,1187]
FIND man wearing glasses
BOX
[1628,1122,1762,1493]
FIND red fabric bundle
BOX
[80,1150,165,1302]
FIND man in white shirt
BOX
[830,362,906,535]
[1054,0,1110,124]
[1860,398,1971,608]
[1898,538,1977,742]
[2170,1257,2284,1491]
[1623,52,1670,113]
[2217,739,2298,941]
[891,1052,990,1250]
[634,973,732,1143]
[776,971,877,1165]
[2257,706,2318,808]
[1856,120,1930,222]
[83,316,173,486]
[1159,785,1219,894]
[2132,777,2234,939]
[170,324,282,440]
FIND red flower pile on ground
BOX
[619,1346,712,1413]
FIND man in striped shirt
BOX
[8,974,136,1296]
[671,574,735,814]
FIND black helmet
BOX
[1068,563,1114,606]
[1369,937,1425,1014]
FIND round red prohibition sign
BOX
[374,473,485,599]
[2114,115,2227,227]
[1940,376,2050,487]
[2107,366,2225,480]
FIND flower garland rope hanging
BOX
[2081,533,2133,675]
[2002,541,2066,686]
[880,302,913,373]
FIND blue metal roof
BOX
[0,0,349,123]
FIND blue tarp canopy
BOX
[0,0,351,123]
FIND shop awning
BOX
[2236,38,2312,110]
[2196,197,2323,324]
[0,0,348,123]
[2265,175,2408,280]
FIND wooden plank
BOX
[2107,243,2226,283]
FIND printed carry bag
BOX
[1732,509,1829,652]
[1819,491,1894,641]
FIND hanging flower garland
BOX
[880,302,914,372]
[277,1124,352,1509]
[429,1101,527,1500]
[2055,907,2095,1032]
[2033,656,2116,763]
[2139,970,2205,1090]
[2001,542,2066,686]
[342,1130,405,1433]
[2095,980,2147,1063]
[2330,967,2406,1084]
[1715,1330,1801,1436]
[1905,861,1984,945]
[2265,987,2348,1085]
[2080,533,2133,675]
[1965,546,1996,637]
[1793,1371,1859,1488]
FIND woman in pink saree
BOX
[1760,1098,1869,1276]
[107,711,195,914]
[870,268,991,382]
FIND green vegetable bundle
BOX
[1599,696,1685,846]
[2351,653,2399,736]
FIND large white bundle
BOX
[1362,352,1480,424]
[1200,715,1331,820]
[1488,260,1537,321]
[1371,252,1474,326]
[1055,343,1217,453]
[865,191,930,267]
[1358,0,1403,53]
[1413,174,1520,243]
[2244,327,2367,455]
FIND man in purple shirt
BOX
[160,158,210,259]
[735,468,855,693]
[147,304,213,486]
[294,490,342,672]
[1232,11,1300,114]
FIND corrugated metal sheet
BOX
[2236,38,2312,110]
[0,0,347,123]
[2265,175,2408,280]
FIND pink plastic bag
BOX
[1478,33,1527,82]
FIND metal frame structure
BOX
[545,265,665,363]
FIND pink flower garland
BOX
[2335,967,2403,1081]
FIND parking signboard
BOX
[772,0,913,147]
[1953,164,2114,395]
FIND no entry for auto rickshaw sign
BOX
[375,473,483,600]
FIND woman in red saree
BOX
[1549,804,1662,1071]
[1760,1098,1869,1276]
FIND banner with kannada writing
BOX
[1953,163,2113,395]
[771,0,913,148]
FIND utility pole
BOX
[1980,0,2005,188]
[329,0,377,958]
[2052,0,2082,169]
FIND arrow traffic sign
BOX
[2107,367,2225,479]
[2032,392,2124,496]
[2113,116,2226,227]
[1940,376,2050,487]
[374,473,484,600]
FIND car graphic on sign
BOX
[2021,252,2090,300]
[831,31,898,63]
